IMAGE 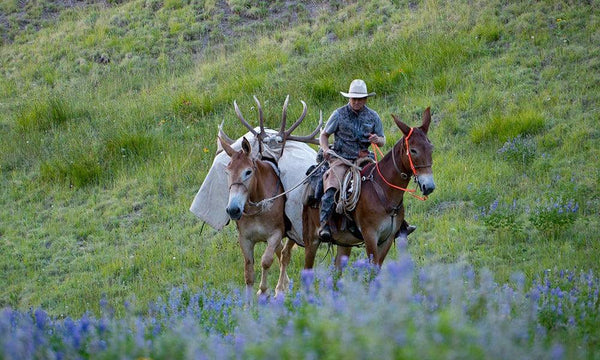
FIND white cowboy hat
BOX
[340,79,376,98]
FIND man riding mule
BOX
[303,80,435,268]
[317,79,415,243]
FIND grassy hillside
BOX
[1,0,598,319]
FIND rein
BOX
[371,128,428,201]
[237,159,328,214]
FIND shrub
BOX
[477,199,524,233]
[172,92,215,122]
[471,109,545,144]
[472,20,502,44]
[497,134,537,165]
[15,97,72,132]
[529,197,579,236]
[103,132,159,164]
[40,151,103,187]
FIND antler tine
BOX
[279,94,290,136]
[253,95,266,139]
[283,100,307,137]
[234,100,258,136]
[218,119,236,144]
[286,109,321,145]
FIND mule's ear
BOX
[219,136,236,157]
[392,114,411,136]
[420,107,431,134]
[241,137,251,154]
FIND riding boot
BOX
[404,220,417,235]
[318,188,336,242]
[396,219,417,239]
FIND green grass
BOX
[0,0,599,318]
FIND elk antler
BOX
[277,95,320,145]
[234,100,258,137]
[279,95,308,139]
[216,120,236,155]
[286,110,322,145]
[277,95,320,157]
[218,120,235,145]
[253,95,267,143]
[232,96,321,158]
[234,97,268,155]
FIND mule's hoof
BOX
[406,225,417,235]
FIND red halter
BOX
[371,128,428,201]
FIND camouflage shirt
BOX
[323,104,384,160]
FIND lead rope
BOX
[248,159,328,211]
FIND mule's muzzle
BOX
[226,206,243,220]
[416,174,435,196]
[421,183,435,196]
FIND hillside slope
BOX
[0,0,598,316]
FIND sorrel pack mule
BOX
[219,96,319,298]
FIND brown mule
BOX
[218,96,321,297]
[303,108,435,269]
[219,136,295,298]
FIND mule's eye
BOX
[410,148,418,155]
[244,169,253,178]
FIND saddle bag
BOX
[302,149,329,207]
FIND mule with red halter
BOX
[303,107,435,269]
[219,96,319,298]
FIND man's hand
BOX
[369,133,382,145]
[323,149,333,161]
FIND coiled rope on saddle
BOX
[328,151,374,215]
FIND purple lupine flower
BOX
[557,302,563,316]
[511,272,525,291]
[134,317,145,349]
[528,287,541,302]
[34,308,47,330]
[386,257,414,282]
[300,269,315,290]
[292,292,302,308]
[490,199,499,212]
[257,293,269,306]
[325,276,335,292]
[339,255,349,270]
[79,313,91,335]
[550,343,565,360]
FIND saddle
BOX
[304,149,375,204]
[303,151,374,243]
[303,150,414,246]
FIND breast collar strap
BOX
[362,170,403,217]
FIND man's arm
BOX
[370,113,385,146]
[320,130,331,159]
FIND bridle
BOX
[228,159,282,216]
[228,160,257,192]
[371,127,430,201]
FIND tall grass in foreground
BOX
[1,255,598,359]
